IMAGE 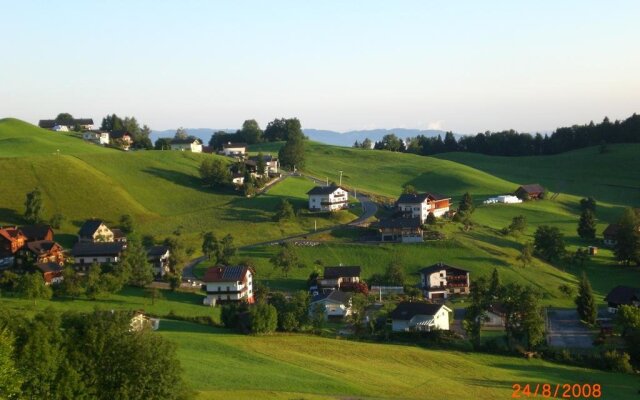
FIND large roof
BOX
[171,138,201,145]
[248,154,277,162]
[203,265,252,282]
[36,262,63,274]
[78,219,106,237]
[390,302,447,320]
[19,224,53,241]
[26,240,60,255]
[38,118,93,128]
[223,142,247,148]
[71,242,124,257]
[307,186,346,196]
[0,227,24,241]
[311,290,353,304]
[517,184,545,194]
[377,217,422,229]
[419,262,469,276]
[323,266,361,279]
[397,192,450,204]
[603,223,619,237]
[605,285,640,305]
[147,245,169,258]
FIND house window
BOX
[93,258,98,263]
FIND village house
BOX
[202,265,255,306]
[130,311,160,332]
[147,245,171,278]
[222,142,247,157]
[419,263,470,300]
[604,285,640,313]
[71,242,126,270]
[247,154,279,174]
[390,302,452,332]
[78,219,115,243]
[396,192,451,223]
[602,224,619,247]
[19,224,54,242]
[170,138,203,153]
[39,118,94,131]
[0,227,27,257]
[110,131,134,150]
[317,266,361,292]
[307,186,349,212]
[377,217,423,243]
[515,184,545,200]
[309,290,353,320]
[82,130,110,145]
[21,240,65,265]
[36,262,64,285]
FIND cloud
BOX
[427,120,445,130]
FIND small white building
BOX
[83,131,110,145]
[170,138,203,153]
[52,125,70,132]
[309,290,353,320]
[396,192,451,223]
[390,302,452,332]
[222,142,247,157]
[483,195,522,204]
[307,186,349,212]
[202,265,255,306]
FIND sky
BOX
[1,0,639,134]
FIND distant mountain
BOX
[151,127,458,147]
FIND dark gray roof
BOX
[38,118,93,128]
[307,186,346,196]
[147,245,169,258]
[605,285,640,306]
[223,142,247,148]
[78,219,105,237]
[517,184,545,194]
[377,217,422,229]
[248,154,276,162]
[323,266,361,279]
[170,138,201,145]
[419,263,469,276]
[110,131,132,139]
[396,192,450,204]
[390,302,446,320]
[26,240,60,255]
[203,265,251,282]
[71,242,125,257]
[36,262,63,274]
[312,290,352,304]
[19,224,53,241]
[603,224,619,238]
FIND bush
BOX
[602,350,633,373]
[249,303,278,334]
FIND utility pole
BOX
[339,170,343,186]
[326,177,329,186]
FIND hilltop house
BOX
[78,220,115,243]
[82,130,110,145]
[307,186,349,212]
[170,138,203,153]
[202,265,255,306]
[309,291,353,320]
[39,118,94,131]
[396,192,451,222]
[71,242,126,270]
[147,245,171,278]
[36,263,64,285]
[222,142,247,157]
[419,263,470,300]
[604,285,640,313]
[515,184,545,200]
[377,217,423,243]
[390,302,452,332]
[110,131,134,150]
[19,224,54,242]
[317,266,361,292]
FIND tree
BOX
[270,242,300,277]
[163,235,188,276]
[444,131,458,151]
[614,208,640,266]
[144,287,163,305]
[502,283,544,349]
[0,328,22,400]
[278,132,305,170]
[49,213,65,229]
[457,192,474,217]
[463,277,490,349]
[577,209,597,239]
[55,113,74,126]
[134,124,153,150]
[376,134,404,151]
[349,293,370,334]
[533,225,566,261]
[84,263,104,299]
[154,137,172,150]
[575,272,597,325]
[402,184,417,195]
[18,273,52,305]
[119,214,135,234]
[516,242,533,268]
[309,303,326,333]
[580,197,597,213]
[384,262,405,286]
[174,127,188,140]
[122,236,154,287]
[201,232,219,261]
[256,152,266,176]
[489,268,502,299]
[274,199,295,221]
[199,158,231,188]
[237,119,262,144]
[507,215,527,236]
[249,303,278,334]
[60,265,84,299]
[426,212,436,225]
[361,138,372,149]
[219,234,236,264]
[24,188,44,224]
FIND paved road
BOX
[546,308,595,348]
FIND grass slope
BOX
[161,320,639,400]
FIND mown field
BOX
[160,320,639,400]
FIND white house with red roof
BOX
[202,265,255,306]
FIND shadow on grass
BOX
[0,207,24,225]
[158,319,228,334]
[117,286,204,306]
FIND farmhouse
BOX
[390,302,452,332]
[307,186,349,212]
[222,142,247,157]
[71,242,126,269]
[39,118,94,131]
[604,285,640,313]
[78,219,115,243]
[82,130,110,145]
[36,262,64,285]
[110,131,134,150]
[248,154,279,174]
[170,138,203,153]
[377,217,423,243]
[317,266,361,292]
[602,224,619,247]
[0,227,27,256]
[515,184,545,200]
[19,224,54,242]
[419,263,470,299]
[396,192,451,222]
[202,265,255,306]
[22,240,65,265]
[309,290,353,320]
[147,245,170,278]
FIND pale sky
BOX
[1,0,639,134]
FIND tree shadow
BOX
[143,167,236,195]
[0,208,24,225]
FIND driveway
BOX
[546,308,595,348]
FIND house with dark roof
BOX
[515,184,546,200]
[170,138,202,153]
[396,192,451,223]
[307,186,349,212]
[419,263,470,299]
[318,266,361,292]
[147,245,170,278]
[39,118,94,131]
[0,227,27,257]
[21,240,65,265]
[605,285,640,313]
[202,265,255,306]
[390,302,452,332]
[19,224,54,242]
[309,290,353,320]
[36,262,64,285]
[248,154,279,174]
[71,242,126,270]
[78,219,115,243]
[222,142,247,157]
[376,217,423,243]
[602,224,619,247]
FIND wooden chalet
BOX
[377,217,423,243]
[515,184,545,200]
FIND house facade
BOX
[22,240,65,265]
[71,242,125,269]
[247,154,279,174]
[0,227,27,256]
[604,285,640,313]
[82,131,110,145]
[78,220,115,243]
[147,245,170,278]
[317,266,361,292]
[309,291,353,320]
[377,217,423,243]
[222,142,247,157]
[170,138,203,153]
[419,263,470,299]
[307,186,349,212]
[390,302,452,332]
[396,192,451,222]
[202,265,255,306]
